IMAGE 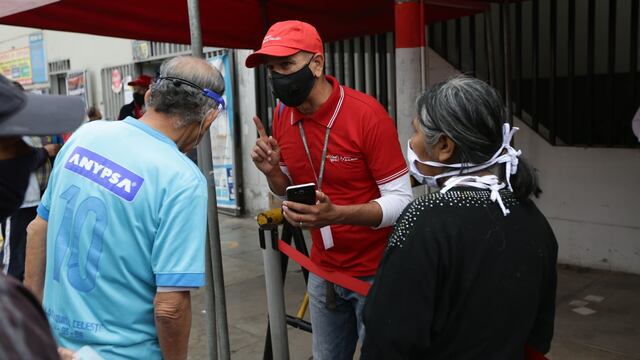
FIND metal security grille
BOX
[132,41,192,63]
[48,59,70,75]
[429,0,640,148]
[100,63,136,120]
[255,33,396,133]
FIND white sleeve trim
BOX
[157,286,197,293]
[372,173,413,229]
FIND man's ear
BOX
[202,108,220,132]
[311,53,324,77]
[435,135,456,163]
[144,89,151,103]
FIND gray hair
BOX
[416,75,540,199]
[147,56,225,128]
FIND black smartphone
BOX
[286,183,316,205]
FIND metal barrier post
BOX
[259,226,290,360]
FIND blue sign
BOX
[29,32,47,84]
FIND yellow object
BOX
[296,293,309,319]
[257,208,283,226]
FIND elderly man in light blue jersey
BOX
[24,55,225,360]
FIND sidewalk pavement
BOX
[187,214,640,360]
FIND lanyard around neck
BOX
[296,86,344,191]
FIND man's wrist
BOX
[330,204,345,225]
[265,165,284,179]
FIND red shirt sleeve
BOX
[361,106,408,185]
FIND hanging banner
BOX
[208,53,237,210]
[29,32,47,84]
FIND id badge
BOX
[320,225,334,250]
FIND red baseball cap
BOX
[127,74,152,88]
[245,20,324,68]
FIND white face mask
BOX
[407,123,522,190]
[406,143,441,188]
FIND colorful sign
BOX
[66,71,86,96]
[0,32,47,85]
[0,47,32,85]
[66,70,90,107]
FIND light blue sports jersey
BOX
[38,117,207,359]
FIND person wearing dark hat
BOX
[0,74,84,360]
[25,56,225,360]
[0,75,84,221]
[1,81,63,283]
[117,74,152,120]
[247,20,412,359]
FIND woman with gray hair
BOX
[361,76,557,360]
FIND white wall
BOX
[426,47,640,274]
[234,50,270,216]
[0,25,133,112]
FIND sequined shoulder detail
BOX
[387,189,519,249]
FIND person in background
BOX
[117,74,152,120]
[0,74,84,360]
[87,106,103,122]
[361,76,558,360]
[1,81,61,282]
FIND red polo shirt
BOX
[273,76,408,277]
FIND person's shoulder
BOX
[164,153,206,191]
[342,86,389,117]
[387,194,434,249]
[119,101,134,109]
[388,191,470,249]
[63,119,114,143]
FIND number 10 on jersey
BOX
[53,185,108,292]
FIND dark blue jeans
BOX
[307,272,374,360]
[0,206,36,281]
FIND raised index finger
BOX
[253,116,268,139]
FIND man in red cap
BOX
[247,20,412,359]
[117,74,152,120]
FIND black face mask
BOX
[270,57,316,107]
[133,92,145,106]
[0,149,38,220]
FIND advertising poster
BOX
[0,32,47,86]
[66,70,88,106]
[0,47,32,85]
[208,53,237,210]
[111,69,122,93]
